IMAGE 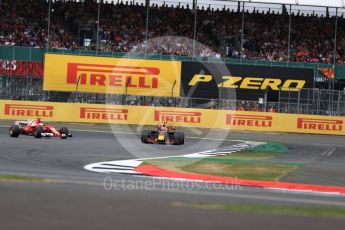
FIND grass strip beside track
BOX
[144,143,299,182]
[180,162,298,181]
[172,202,345,218]
[0,175,51,183]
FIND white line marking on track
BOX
[321,148,332,156]
[320,147,336,157]
[264,187,345,197]
[326,148,336,157]
[187,127,203,136]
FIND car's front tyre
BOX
[34,127,43,138]
[141,130,151,143]
[174,132,185,145]
[59,127,69,139]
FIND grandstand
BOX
[2,0,345,62]
[1,0,345,115]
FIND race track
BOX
[1,122,345,230]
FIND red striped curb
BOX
[135,164,345,195]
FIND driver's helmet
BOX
[37,118,43,126]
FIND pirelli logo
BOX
[80,107,128,121]
[4,104,54,117]
[226,114,272,127]
[80,108,128,120]
[297,118,343,131]
[67,63,159,88]
[154,110,201,123]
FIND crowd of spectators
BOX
[1,0,345,63]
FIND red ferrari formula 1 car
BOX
[141,122,184,145]
[9,119,72,139]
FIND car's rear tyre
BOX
[59,127,68,139]
[174,132,185,145]
[141,130,150,143]
[9,125,20,138]
[34,127,43,138]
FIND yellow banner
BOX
[43,54,181,97]
[1,100,344,135]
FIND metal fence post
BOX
[313,88,316,114]
[297,90,301,114]
[317,89,320,115]
[278,88,281,112]
[288,90,291,111]
[337,90,341,115]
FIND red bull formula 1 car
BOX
[141,122,184,145]
[9,119,72,139]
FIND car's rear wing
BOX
[14,120,31,126]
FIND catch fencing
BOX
[1,74,344,116]
[277,88,345,116]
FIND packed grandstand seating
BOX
[1,0,345,63]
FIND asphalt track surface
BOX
[1,122,345,230]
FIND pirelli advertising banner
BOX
[43,54,181,97]
[1,100,344,136]
[180,62,314,100]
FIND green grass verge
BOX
[144,143,300,181]
[180,161,297,181]
[0,175,50,183]
[211,152,279,161]
[172,202,345,218]
[249,142,289,153]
